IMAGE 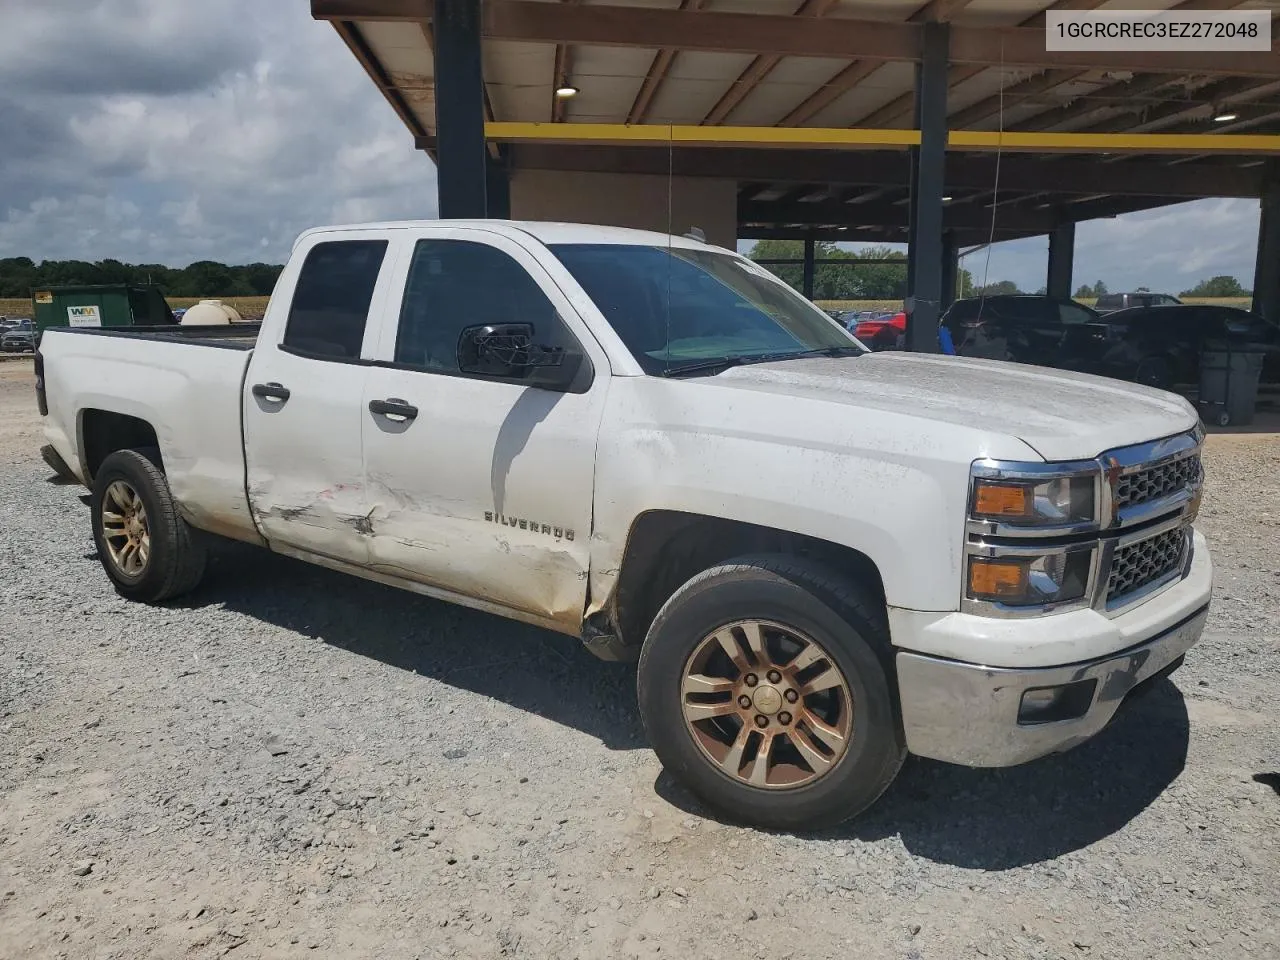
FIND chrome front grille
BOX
[1115,454,1201,512]
[964,429,1203,619]
[1107,526,1188,604]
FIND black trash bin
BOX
[1198,345,1265,426]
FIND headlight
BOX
[970,468,1098,529]
[967,548,1093,606]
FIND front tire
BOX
[637,555,905,830]
[91,448,206,603]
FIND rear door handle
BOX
[251,382,290,403]
[369,398,419,422]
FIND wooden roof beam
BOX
[853,0,1109,129]
[774,0,967,128]
[314,2,1280,77]
[956,0,1255,131]
[1028,19,1280,138]
[549,0,582,123]
[330,20,429,139]
[741,194,1188,230]
[740,226,1039,244]
[1090,77,1280,134]
[1018,74,1178,133]
[701,0,841,127]
[626,0,710,125]
[314,0,433,21]
[507,144,1264,198]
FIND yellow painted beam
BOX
[484,122,1280,155]
[948,130,1280,154]
[484,122,920,149]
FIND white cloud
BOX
[0,0,1265,296]
[968,199,1262,296]
[0,0,435,267]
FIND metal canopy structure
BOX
[313,0,1280,345]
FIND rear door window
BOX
[283,240,388,360]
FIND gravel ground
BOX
[1,361,1278,960]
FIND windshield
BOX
[550,243,862,375]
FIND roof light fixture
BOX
[1213,111,1238,122]
[555,84,579,99]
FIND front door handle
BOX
[251,382,291,403]
[369,397,419,422]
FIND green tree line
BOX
[0,257,283,299]
[1075,276,1251,299]
[747,240,1016,300]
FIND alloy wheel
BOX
[680,619,853,790]
[100,480,151,577]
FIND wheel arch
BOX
[79,409,161,483]
[606,510,887,652]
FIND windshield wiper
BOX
[659,345,863,378]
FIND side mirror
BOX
[457,323,583,390]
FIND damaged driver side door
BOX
[358,228,608,632]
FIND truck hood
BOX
[705,352,1198,462]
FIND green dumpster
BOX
[30,284,175,340]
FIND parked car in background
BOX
[1095,292,1182,314]
[941,295,1102,368]
[853,311,906,349]
[1,319,35,353]
[1091,304,1280,388]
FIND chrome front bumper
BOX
[895,605,1208,767]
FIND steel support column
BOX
[435,0,487,218]
[1047,220,1076,300]
[906,21,948,353]
[802,235,816,300]
[486,154,511,218]
[940,230,959,312]
[1253,166,1280,323]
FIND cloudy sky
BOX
[0,1,1263,293]
[0,0,435,268]
[959,198,1261,294]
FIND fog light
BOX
[1017,679,1097,725]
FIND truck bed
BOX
[38,325,262,544]
[48,323,261,350]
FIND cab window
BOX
[394,239,576,375]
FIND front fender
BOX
[588,378,1039,615]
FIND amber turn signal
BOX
[972,482,1030,518]
[968,558,1028,599]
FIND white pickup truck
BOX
[38,220,1212,828]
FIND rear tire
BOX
[637,555,904,830]
[91,448,206,603]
